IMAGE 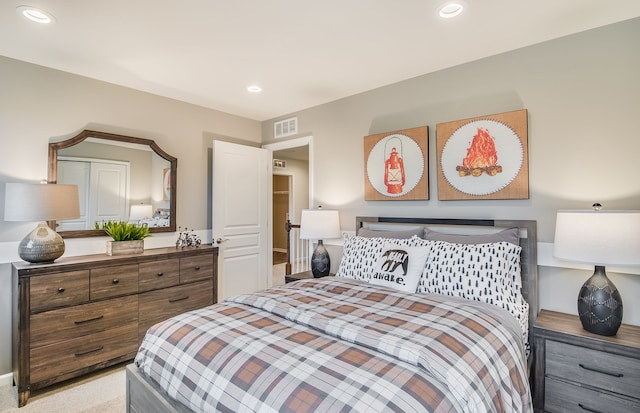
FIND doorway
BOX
[264,137,312,285]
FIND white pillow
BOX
[369,245,430,292]
[337,234,432,281]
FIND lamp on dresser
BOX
[4,182,80,263]
[553,205,640,336]
[299,208,341,278]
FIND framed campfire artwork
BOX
[436,109,528,201]
[364,126,428,201]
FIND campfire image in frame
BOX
[456,127,502,177]
[436,110,528,200]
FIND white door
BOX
[90,162,129,227]
[57,160,90,230]
[212,140,272,301]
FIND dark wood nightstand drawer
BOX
[546,340,640,398]
[545,376,640,413]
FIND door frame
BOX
[263,136,313,213]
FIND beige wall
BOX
[262,19,640,323]
[0,56,261,376]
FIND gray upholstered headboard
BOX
[355,216,539,328]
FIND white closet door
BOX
[89,162,129,227]
[57,160,90,230]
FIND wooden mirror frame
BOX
[48,129,177,238]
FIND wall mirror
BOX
[48,129,177,238]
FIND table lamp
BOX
[130,204,153,223]
[299,208,340,277]
[4,182,80,263]
[553,206,640,336]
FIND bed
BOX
[127,217,537,413]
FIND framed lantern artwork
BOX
[436,109,529,200]
[364,126,428,201]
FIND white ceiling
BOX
[2,1,640,121]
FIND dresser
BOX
[12,245,218,407]
[532,310,640,413]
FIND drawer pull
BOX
[74,346,104,357]
[74,315,104,325]
[57,287,65,293]
[578,363,624,378]
[578,403,606,413]
[194,266,201,271]
[112,278,119,284]
[157,272,164,277]
[169,296,189,303]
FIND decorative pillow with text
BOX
[369,245,430,293]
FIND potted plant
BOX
[97,221,151,256]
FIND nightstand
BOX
[532,310,640,413]
[284,271,334,284]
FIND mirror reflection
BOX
[49,130,177,237]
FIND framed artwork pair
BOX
[364,109,528,201]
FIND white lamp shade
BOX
[554,210,640,266]
[130,204,153,220]
[299,209,341,240]
[4,183,80,222]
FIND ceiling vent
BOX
[274,117,298,139]
[273,159,287,168]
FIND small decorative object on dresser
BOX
[299,208,341,278]
[553,206,640,336]
[533,310,640,413]
[98,220,151,256]
[12,245,218,406]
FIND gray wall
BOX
[262,19,640,323]
[0,56,261,377]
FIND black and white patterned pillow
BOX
[417,240,529,346]
[337,234,432,281]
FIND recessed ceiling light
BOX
[16,5,56,24]
[438,2,465,19]
[247,85,262,93]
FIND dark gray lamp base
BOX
[310,240,330,278]
[577,265,623,336]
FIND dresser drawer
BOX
[30,295,139,348]
[546,340,640,398]
[30,323,138,384]
[545,376,640,413]
[138,279,214,339]
[30,270,89,313]
[139,259,180,292]
[179,254,213,283]
[90,264,138,300]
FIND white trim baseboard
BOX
[0,372,12,388]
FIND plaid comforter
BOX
[135,278,532,413]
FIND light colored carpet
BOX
[0,365,125,413]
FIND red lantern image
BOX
[384,144,405,194]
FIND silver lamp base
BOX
[18,222,66,263]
